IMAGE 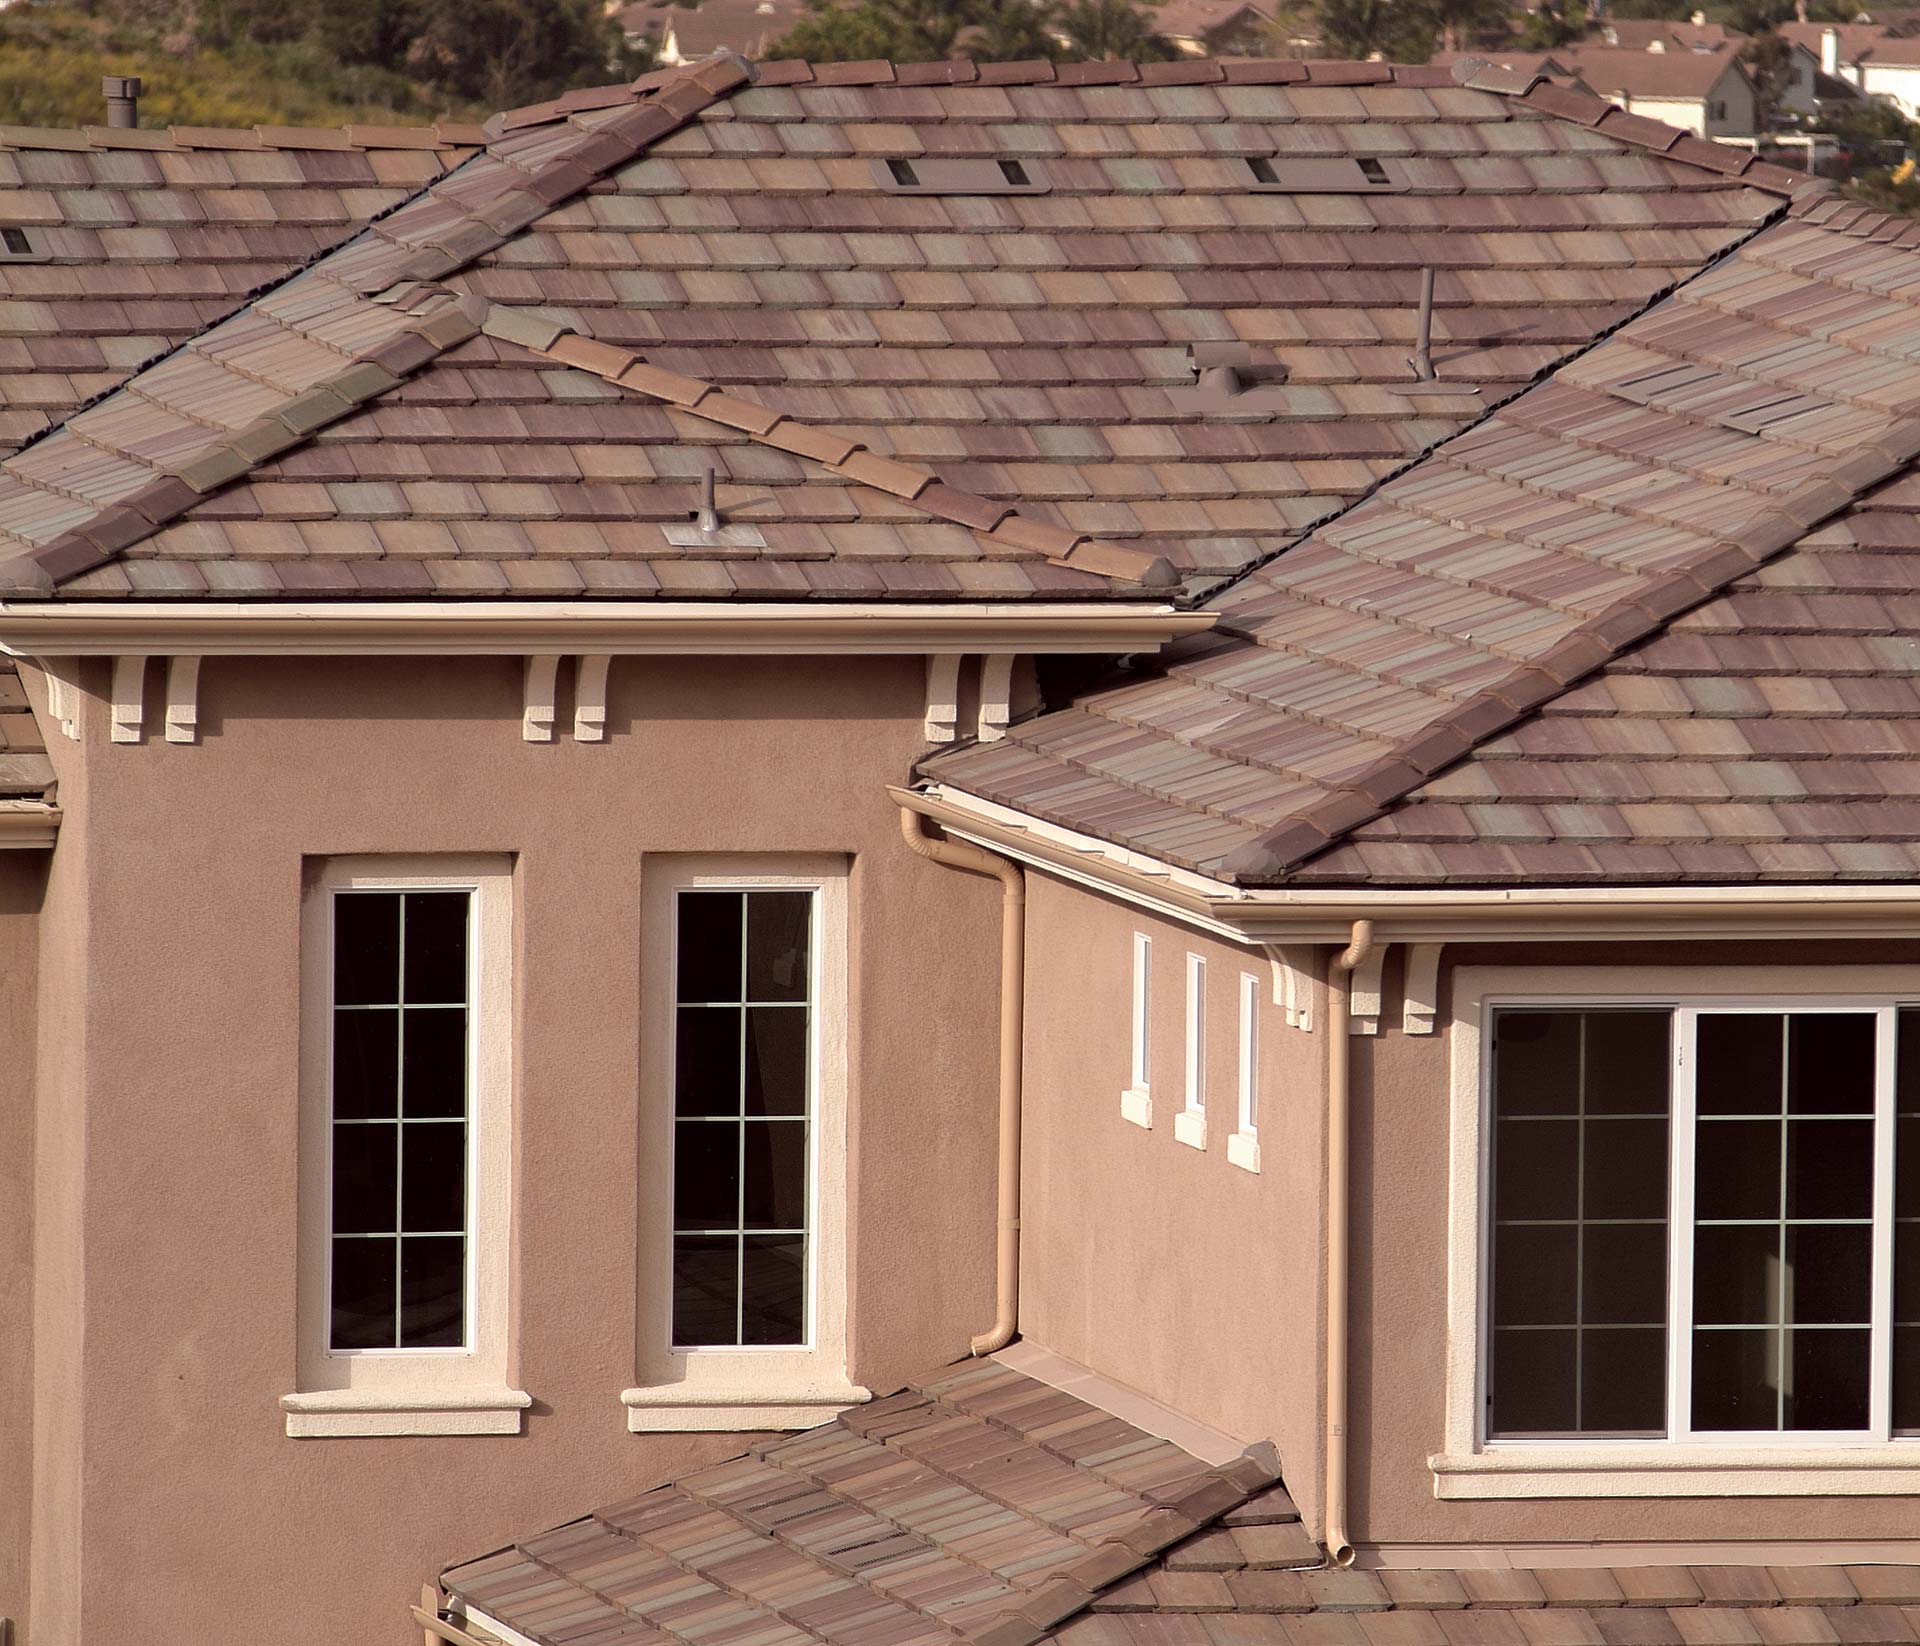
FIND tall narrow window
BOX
[1688,1011,1876,1434]
[1177,954,1208,1149]
[672,888,813,1349]
[1488,1008,1672,1438]
[1229,971,1262,1174]
[329,888,472,1351]
[290,856,518,1438]
[1899,1008,1920,1435]
[1123,932,1152,1127]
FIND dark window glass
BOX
[672,1235,738,1347]
[1487,1008,1670,1438]
[333,893,399,1005]
[328,887,471,1351]
[400,1236,465,1348]
[672,887,814,1347]
[677,892,743,1003]
[330,1237,396,1351]
[333,1008,398,1119]
[741,1236,806,1345]
[1692,1012,1875,1433]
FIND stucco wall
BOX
[1353,939,1920,1550]
[1017,873,1328,1530]
[29,652,1001,1646]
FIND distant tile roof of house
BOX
[0,52,1804,604]
[1148,0,1276,43]
[1525,42,1748,101]
[440,1358,1290,1646]
[621,0,810,59]
[921,114,1920,887]
[437,1355,1920,1646]
[1779,20,1890,60]
[0,120,481,456]
[1599,19,1739,51]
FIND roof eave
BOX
[0,600,1214,656]
[906,784,1920,945]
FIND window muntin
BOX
[328,888,473,1353]
[1486,1000,1915,1445]
[671,888,814,1349]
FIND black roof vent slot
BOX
[871,156,1050,195]
[1243,155,1405,193]
[0,226,48,262]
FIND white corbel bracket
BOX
[109,654,147,743]
[924,653,961,744]
[978,653,1014,742]
[1348,941,1387,1037]
[1403,944,1443,1036]
[39,658,81,742]
[1263,945,1315,1033]
[574,655,610,743]
[523,655,559,743]
[164,655,201,744]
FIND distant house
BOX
[1445,42,1757,136]
[618,0,809,61]
[1599,15,1737,51]
[1148,0,1277,54]
[1783,19,1920,114]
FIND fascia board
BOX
[0,601,1212,656]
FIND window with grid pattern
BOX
[1488,1002,1920,1442]
[671,888,813,1349]
[328,889,471,1352]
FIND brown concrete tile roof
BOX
[0,54,1801,602]
[923,189,1920,883]
[0,121,480,455]
[439,1357,1920,1646]
[440,1359,1285,1646]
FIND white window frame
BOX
[1435,965,1920,1498]
[1122,931,1153,1128]
[1176,953,1208,1150]
[622,854,867,1432]
[284,855,527,1438]
[1228,970,1261,1174]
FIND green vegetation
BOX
[767,0,1179,62]
[0,0,646,128]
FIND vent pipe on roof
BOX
[696,462,720,534]
[1410,267,1437,384]
[1822,25,1841,74]
[102,75,141,129]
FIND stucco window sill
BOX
[1173,1107,1207,1150]
[1120,1085,1152,1129]
[281,1387,532,1438]
[1226,1130,1260,1173]
[1432,1446,1920,1499]
[621,1379,871,1432]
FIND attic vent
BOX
[1243,156,1405,194]
[871,156,1049,195]
[0,227,48,262]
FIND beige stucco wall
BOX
[1017,873,1328,1530]
[20,652,1001,1646]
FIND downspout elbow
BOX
[898,806,1024,1358]
[1323,917,1374,1570]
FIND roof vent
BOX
[1169,342,1291,413]
[873,156,1049,195]
[1243,155,1404,193]
[0,227,49,263]
[103,74,141,129]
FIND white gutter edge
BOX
[0,600,1213,656]
[914,783,1920,944]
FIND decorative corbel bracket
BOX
[1263,945,1315,1033]
[574,655,610,743]
[523,655,559,743]
[109,654,147,744]
[1348,941,1388,1037]
[1403,944,1444,1035]
[924,654,961,744]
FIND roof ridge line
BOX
[486,309,1177,590]
[0,52,758,596]
[0,119,486,154]
[1216,418,1920,881]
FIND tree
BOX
[1411,0,1507,51]
[1741,30,1795,125]
[1520,0,1587,47]
[964,0,1061,60]
[1312,0,1426,59]
[767,0,972,59]
[1053,0,1176,57]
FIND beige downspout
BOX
[1323,919,1374,1568]
[899,807,1025,1356]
